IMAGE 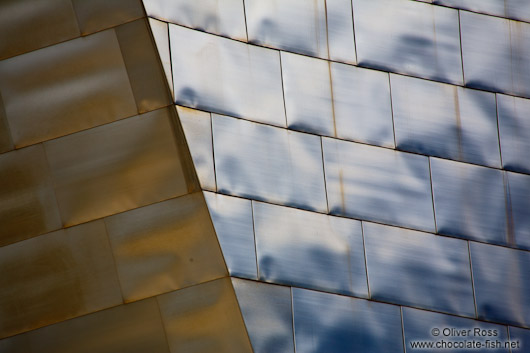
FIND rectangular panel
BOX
[170,25,286,127]
[323,137,435,232]
[0,221,123,339]
[509,326,530,352]
[470,242,530,328]
[506,172,530,250]
[431,158,508,245]
[326,0,357,64]
[292,288,404,353]
[391,74,501,168]
[364,222,475,317]
[353,0,463,85]
[71,0,144,35]
[213,114,327,213]
[44,107,190,227]
[0,95,13,153]
[253,202,368,297]
[0,29,137,148]
[435,0,530,23]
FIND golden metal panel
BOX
[105,192,227,302]
[0,145,62,247]
[0,94,13,153]
[116,19,172,114]
[0,29,137,148]
[43,107,189,227]
[71,0,144,35]
[0,221,123,339]
[0,0,79,60]
[157,278,253,353]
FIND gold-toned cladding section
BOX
[105,192,228,303]
[0,299,169,353]
[0,0,79,60]
[0,144,62,247]
[157,278,254,353]
[71,0,144,35]
[0,93,13,154]
[43,107,190,227]
[0,220,123,339]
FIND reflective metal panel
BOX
[0,145,62,247]
[149,18,173,97]
[470,242,530,328]
[232,279,294,353]
[364,222,475,316]
[430,158,508,245]
[170,25,286,127]
[0,221,123,339]
[506,172,530,250]
[44,107,189,227]
[204,192,257,279]
[0,29,137,148]
[352,0,463,84]
[0,95,12,153]
[323,138,435,232]
[71,0,144,35]
[326,0,357,64]
[391,74,500,168]
[330,62,394,148]
[253,202,368,297]
[292,288,403,353]
[434,0,530,23]
[143,0,247,41]
[213,114,328,212]
[177,106,216,191]
[509,326,530,352]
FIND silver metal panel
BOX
[71,0,144,35]
[323,138,435,232]
[253,201,367,297]
[204,192,257,280]
[213,114,328,213]
[170,24,286,127]
[506,172,530,250]
[391,74,501,168]
[149,18,173,97]
[435,0,530,23]
[330,62,394,148]
[431,158,508,245]
[352,0,463,85]
[326,0,357,64]
[232,279,294,353]
[470,242,530,328]
[292,288,404,353]
[144,0,247,41]
[364,222,475,317]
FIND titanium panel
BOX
[71,0,144,35]
[44,107,189,227]
[506,172,530,250]
[391,74,501,168]
[232,279,295,353]
[509,326,530,352]
[149,18,173,97]
[170,25,286,127]
[204,192,257,280]
[330,62,394,148]
[470,242,530,328]
[364,222,475,317]
[430,158,508,245]
[253,202,368,297]
[0,145,62,247]
[0,29,137,148]
[352,0,463,84]
[323,138,435,232]
[213,114,328,213]
[434,0,530,23]
[0,221,123,339]
[292,288,404,353]
[326,0,357,64]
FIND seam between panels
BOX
[290,287,298,353]
[495,94,504,168]
[250,201,260,280]
[154,296,174,353]
[209,113,218,192]
[201,192,231,277]
[167,19,175,103]
[400,306,408,353]
[458,10,466,85]
[360,222,371,299]
[241,0,250,42]
[101,220,127,304]
[350,0,359,63]
[467,241,479,319]
[428,157,439,234]
[320,136,331,214]
[387,73,398,149]
[278,51,289,128]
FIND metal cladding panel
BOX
[352,0,463,85]
[509,326,530,351]
[391,74,501,168]
[0,95,13,153]
[323,138,435,232]
[144,0,247,41]
[213,114,328,213]
[0,29,137,148]
[402,307,510,353]
[326,0,357,64]
[43,107,190,227]
[506,172,530,250]
[253,201,368,297]
[0,221,123,339]
[232,279,295,353]
[170,25,286,127]
[471,242,530,328]
[430,158,509,246]
[71,0,144,35]
[434,0,530,23]
[364,222,475,317]
[149,18,173,97]
[204,192,257,280]
[292,288,404,353]
[331,62,394,148]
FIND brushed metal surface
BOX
[71,0,144,35]
[506,172,530,250]
[434,0,530,23]
[509,326,530,351]
[0,95,12,153]
[364,222,475,317]
[149,18,173,97]
[326,0,357,64]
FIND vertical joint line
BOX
[250,201,260,280]
[400,306,407,353]
[388,73,397,149]
[242,0,250,42]
[351,0,359,63]
[210,113,218,192]
[290,288,298,353]
[320,136,331,214]
[458,10,466,85]
[495,94,504,168]
[467,241,478,319]
[428,157,438,233]
[360,222,371,299]
[278,51,289,128]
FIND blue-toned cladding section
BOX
[433,0,530,23]
[292,288,404,353]
[506,172,530,250]
[470,242,530,328]
[363,222,475,317]
[509,326,530,351]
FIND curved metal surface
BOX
[434,0,530,23]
